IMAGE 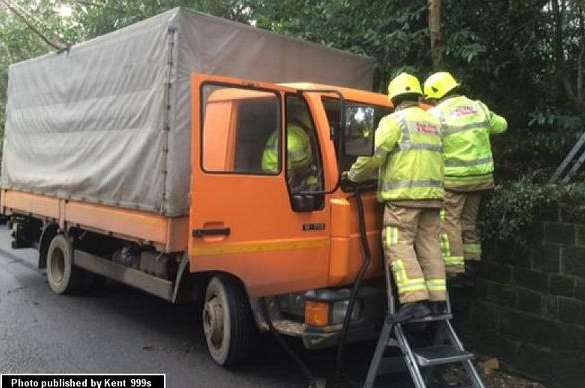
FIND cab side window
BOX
[202,84,280,174]
[285,95,324,193]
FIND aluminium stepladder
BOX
[363,261,486,388]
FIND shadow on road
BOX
[82,280,399,386]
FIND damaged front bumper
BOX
[252,285,386,350]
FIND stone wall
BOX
[463,216,585,388]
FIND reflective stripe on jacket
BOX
[429,96,507,190]
[348,106,444,202]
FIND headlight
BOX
[331,299,362,325]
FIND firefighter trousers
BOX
[440,190,482,274]
[382,204,447,304]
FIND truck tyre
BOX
[46,234,83,294]
[202,275,255,366]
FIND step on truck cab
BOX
[2,74,393,365]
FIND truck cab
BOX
[189,75,392,362]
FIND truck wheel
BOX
[202,275,255,366]
[46,234,82,294]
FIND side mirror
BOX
[291,194,325,212]
[343,106,375,157]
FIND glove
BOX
[340,171,359,191]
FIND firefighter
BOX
[262,122,319,191]
[345,73,446,318]
[423,72,507,279]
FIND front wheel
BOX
[202,275,255,366]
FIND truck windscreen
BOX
[321,97,392,172]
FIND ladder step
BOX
[407,313,452,323]
[413,345,473,367]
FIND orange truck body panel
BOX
[1,190,189,253]
[2,73,392,298]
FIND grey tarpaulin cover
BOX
[2,7,375,216]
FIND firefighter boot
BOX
[397,302,431,321]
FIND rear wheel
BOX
[46,234,83,294]
[202,275,255,366]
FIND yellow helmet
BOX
[424,72,460,99]
[387,72,423,102]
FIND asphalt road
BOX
[0,227,402,388]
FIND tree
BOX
[550,0,585,113]
[0,0,67,50]
[249,0,430,91]
[428,0,443,68]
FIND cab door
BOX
[189,74,331,297]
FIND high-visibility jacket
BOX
[262,124,312,173]
[429,96,507,190]
[348,105,444,202]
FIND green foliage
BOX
[71,0,252,39]
[480,181,556,243]
[251,0,430,91]
[247,0,585,161]
[444,28,486,64]
[482,181,561,242]
[528,109,584,131]
[481,181,585,243]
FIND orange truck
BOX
[1,8,391,365]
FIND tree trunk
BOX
[428,0,443,69]
[577,8,584,105]
[552,0,585,113]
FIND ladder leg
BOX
[444,320,486,388]
[384,256,396,314]
[445,289,453,315]
[444,320,465,351]
[463,359,486,388]
[562,146,585,183]
[363,321,394,388]
[395,324,427,388]
[549,130,585,183]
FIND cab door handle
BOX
[192,227,231,238]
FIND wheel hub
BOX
[203,296,224,347]
[50,249,65,284]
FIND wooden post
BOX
[428,0,444,69]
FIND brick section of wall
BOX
[465,217,585,388]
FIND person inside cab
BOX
[261,111,319,192]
